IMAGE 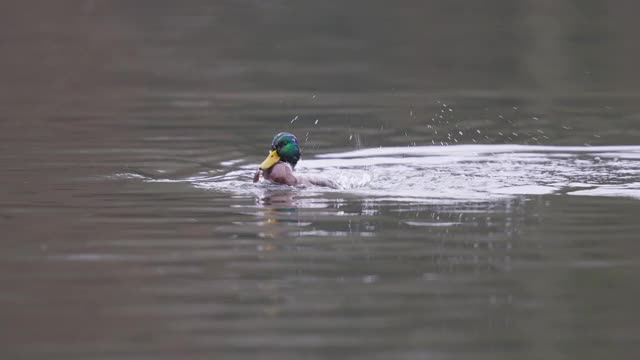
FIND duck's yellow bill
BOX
[260,150,280,170]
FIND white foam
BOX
[185,145,640,203]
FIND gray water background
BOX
[2,1,640,359]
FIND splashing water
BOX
[139,145,640,203]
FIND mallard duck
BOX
[253,132,339,188]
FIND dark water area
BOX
[2,1,640,359]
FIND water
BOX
[186,145,640,201]
[2,2,640,359]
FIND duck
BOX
[253,132,339,189]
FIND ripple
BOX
[143,145,640,202]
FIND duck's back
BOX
[296,174,340,189]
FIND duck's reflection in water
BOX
[253,189,310,240]
[251,188,358,240]
[257,189,300,210]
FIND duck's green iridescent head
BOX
[259,132,301,170]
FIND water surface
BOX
[2,2,640,360]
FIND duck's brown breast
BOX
[263,162,298,186]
